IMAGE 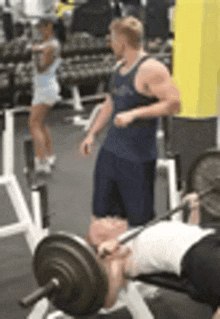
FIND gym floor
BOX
[0,106,218,319]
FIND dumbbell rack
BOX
[63,53,113,130]
[64,82,106,129]
[0,109,48,254]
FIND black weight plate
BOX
[34,233,96,316]
[186,149,220,217]
[85,258,109,316]
[34,232,108,316]
[61,234,108,316]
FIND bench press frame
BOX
[0,109,50,319]
[0,109,48,251]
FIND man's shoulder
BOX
[139,57,168,73]
[138,57,170,84]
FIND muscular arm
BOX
[130,61,181,119]
[88,94,113,138]
[35,45,54,74]
[97,257,126,308]
[96,240,132,309]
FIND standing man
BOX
[80,16,181,227]
[29,14,61,174]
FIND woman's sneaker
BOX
[35,158,52,175]
[46,155,57,168]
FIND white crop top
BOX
[33,38,62,87]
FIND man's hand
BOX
[182,192,200,211]
[98,239,131,260]
[79,133,95,156]
[114,111,136,128]
[98,239,120,258]
[182,192,200,224]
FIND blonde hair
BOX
[87,216,128,246]
[109,16,144,49]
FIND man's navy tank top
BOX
[103,55,159,163]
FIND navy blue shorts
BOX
[93,147,156,226]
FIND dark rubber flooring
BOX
[0,107,215,319]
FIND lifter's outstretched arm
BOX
[97,240,131,308]
[102,259,126,308]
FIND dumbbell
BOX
[0,72,10,89]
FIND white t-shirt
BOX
[126,221,215,277]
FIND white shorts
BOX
[32,83,60,107]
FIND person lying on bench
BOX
[86,193,220,313]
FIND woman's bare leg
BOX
[42,124,53,157]
[29,103,51,159]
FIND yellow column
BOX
[217,0,220,115]
[173,0,220,117]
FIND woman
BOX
[29,14,61,174]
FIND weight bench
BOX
[114,272,217,319]
[123,224,220,318]
[43,272,216,319]
[134,273,191,295]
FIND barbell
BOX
[19,174,220,317]
[19,232,109,317]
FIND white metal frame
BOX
[0,109,51,319]
[64,81,106,129]
[156,128,182,221]
[0,109,49,252]
[119,281,155,319]
[156,158,182,221]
